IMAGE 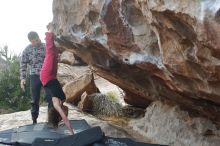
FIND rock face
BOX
[52,0,220,125]
[129,101,220,146]
[57,63,77,86]
[59,51,75,65]
[63,72,100,104]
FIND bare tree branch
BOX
[0,45,12,62]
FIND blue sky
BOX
[0,0,53,55]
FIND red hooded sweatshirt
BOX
[40,32,58,86]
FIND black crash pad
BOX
[32,126,103,146]
[0,120,168,146]
[0,120,90,145]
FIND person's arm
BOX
[52,97,74,135]
[20,48,29,80]
[45,32,55,53]
[20,48,29,90]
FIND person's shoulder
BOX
[22,44,32,54]
[38,43,45,49]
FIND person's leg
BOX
[52,97,74,135]
[30,75,42,124]
[58,105,69,127]
[45,79,73,134]
[44,87,53,111]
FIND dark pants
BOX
[44,79,66,102]
[30,75,52,120]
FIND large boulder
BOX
[129,101,220,146]
[63,72,100,104]
[60,51,75,65]
[52,0,220,125]
[57,63,77,86]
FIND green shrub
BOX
[0,55,31,112]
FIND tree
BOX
[0,46,31,112]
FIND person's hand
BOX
[20,79,26,91]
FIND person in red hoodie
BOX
[40,23,74,135]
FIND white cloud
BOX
[0,0,53,55]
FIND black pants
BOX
[30,75,52,120]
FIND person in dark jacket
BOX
[20,31,51,124]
